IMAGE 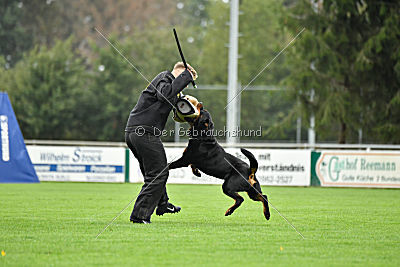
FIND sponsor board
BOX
[130,148,311,186]
[315,151,400,188]
[231,149,311,186]
[27,146,125,182]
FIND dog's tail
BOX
[241,148,258,174]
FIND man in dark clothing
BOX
[125,62,197,224]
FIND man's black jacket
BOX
[125,69,193,134]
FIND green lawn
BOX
[0,183,399,266]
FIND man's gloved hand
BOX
[185,64,197,81]
[188,69,194,80]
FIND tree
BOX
[2,38,88,140]
[0,0,32,66]
[284,0,400,143]
[354,1,400,143]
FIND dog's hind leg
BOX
[224,192,244,216]
[222,181,244,216]
[247,185,270,220]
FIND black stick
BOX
[173,28,197,88]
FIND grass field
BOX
[0,183,399,266]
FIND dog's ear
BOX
[199,111,214,130]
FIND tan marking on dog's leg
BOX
[257,194,268,215]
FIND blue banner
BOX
[0,92,39,183]
[33,164,123,173]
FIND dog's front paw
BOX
[190,165,201,177]
[193,168,201,177]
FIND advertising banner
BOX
[233,149,311,186]
[129,147,311,186]
[27,146,125,182]
[314,151,400,188]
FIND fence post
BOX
[125,148,130,183]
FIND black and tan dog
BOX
[169,97,270,220]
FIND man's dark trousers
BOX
[126,130,169,221]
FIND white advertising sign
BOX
[130,147,311,186]
[27,146,125,182]
[316,151,400,188]
[233,149,311,186]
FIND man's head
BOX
[172,62,198,80]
